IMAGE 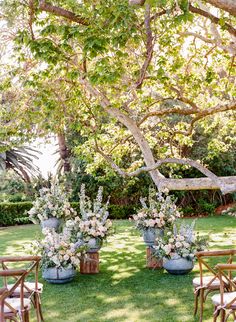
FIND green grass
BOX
[1,216,236,322]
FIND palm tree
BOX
[0,143,40,182]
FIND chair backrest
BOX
[216,264,236,309]
[0,269,27,320]
[195,250,236,288]
[0,255,41,294]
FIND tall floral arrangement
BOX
[31,227,86,269]
[130,188,181,231]
[28,184,76,224]
[77,184,112,242]
[152,221,208,260]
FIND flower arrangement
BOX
[130,188,181,231]
[28,184,77,224]
[31,228,86,269]
[152,221,208,261]
[77,184,112,242]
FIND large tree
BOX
[0,0,235,194]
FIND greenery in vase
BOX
[28,184,76,224]
[130,188,181,231]
[153,221,208,261]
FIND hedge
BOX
[0,202,139,227]
[0,202,33,226]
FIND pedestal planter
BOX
[163,257,194,275]
[146,247,163,269]
[87,238,102,253]
[42,267,76,284]
[41,218,61,230]
[143,228,164,246]
[80,252,99,274]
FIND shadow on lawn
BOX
[1,220,232,321]
[41,228,199,322]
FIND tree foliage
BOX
[0,0,235,193]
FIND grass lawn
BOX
[1,216,236,322]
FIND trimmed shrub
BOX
[0,202,32,226]
[0,202,139,226]
[0,200,218,226]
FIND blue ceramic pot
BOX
[163,257,194,275]
[42,267,76,284]
[87,238,102,253]
[143,228,164,246]
[41,218,61,230]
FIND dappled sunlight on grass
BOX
[1,216,236,321]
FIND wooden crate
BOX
[146,247,163,269]
[80,252,99,274]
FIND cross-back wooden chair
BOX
[0,256,44,322]
[193,249,236,322]
[0,268,31,322]
[212,263,236,322]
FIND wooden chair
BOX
[0,268,31,321]
[0,256,44,322]
[212,263,236,322]
[193,249,236,322]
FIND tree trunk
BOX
[57,133,71,173]
[107,108,164,187]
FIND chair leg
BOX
[10,318,18,322]
[33,293,45,322]
[220,309,226,322]
[233,310,236,320]
[199,289,205,322]
[38,301,45,322]
[34,293,42,322]
[225,309,234,322]
[194,290,199,316]
[213,306,220,322]
[21,310,30,322]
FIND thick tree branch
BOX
[79,78,236,194]
[161,177,236,194]
[95,144,236,194]
[79,78,164,184]
[206,0,236,16]
[189,4,236,37]
[136,4,154,89]
[129,0,236,17]
[170,87,199,110]
[140,9,167,26]
[174,100,236,136]
[39,0,89,25]
[137,105,198,126]
[28,0,35,40]
[179,31,236,55]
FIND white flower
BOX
[63,254,70,261]
[163,244,172,254]
[175,242,182,248]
